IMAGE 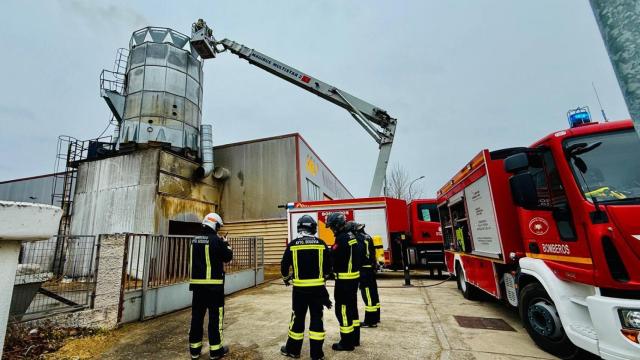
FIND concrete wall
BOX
[214,136,297,222]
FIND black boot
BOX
[189,344,202,359]
[331,342,355,351]
[280,345,300,358]
[210,345,229,359]
[354,326,360,346]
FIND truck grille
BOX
[602,236,629,282]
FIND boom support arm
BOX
[220,39,396,196]
[190,22,396,196]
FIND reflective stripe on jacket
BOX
[190,232,233,289]
[281,234,331,287]
[332,230,362,280]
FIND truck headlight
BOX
[619,309,640,329]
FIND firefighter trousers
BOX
[334,279,359,349]
[285,288,326,359]
[360,267,381,324]
[189,287,225,358]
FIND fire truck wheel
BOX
[519,283,580,359]
[456,263,480,300]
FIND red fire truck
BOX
[437,119,640,359]
[287,197,444,272]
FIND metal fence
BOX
[123,234,264,292]
[10,235,98,322]
[225,236,264,273]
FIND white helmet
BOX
[202,212,224,230]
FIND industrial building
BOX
[214,133,352,263]
[0,133,351,264]
[0,25,352,265]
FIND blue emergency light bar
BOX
[567,107,592,128]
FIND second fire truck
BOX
[437,116,640,359]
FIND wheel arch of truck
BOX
[518,257,601,355]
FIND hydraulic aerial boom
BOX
[190,20,396,196]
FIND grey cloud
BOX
[0,105,37,123]
[61,0,150,30]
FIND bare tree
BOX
[385,163,424,201]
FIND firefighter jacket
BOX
[354,229,376,268]
[331,230,362,280]
[281,234,331,288]
[190,230,233,290]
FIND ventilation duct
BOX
[195,124,213,178]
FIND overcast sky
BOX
[0,0,630,197]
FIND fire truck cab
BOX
[438,119,640,359]
[287,197,444,271]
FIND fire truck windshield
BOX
[565,129,640,204]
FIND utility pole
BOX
[589,1,640,137]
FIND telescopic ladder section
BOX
[189,20,396,196]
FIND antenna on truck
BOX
[592,82,609,122]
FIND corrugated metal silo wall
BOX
[213,136,297,222]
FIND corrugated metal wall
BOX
[0,174,61,206]
[297,136,352,200]
[214,136,297,222]
[71,149,221,236]
[71,150,159,236]
[223,219,288,265]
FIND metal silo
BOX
[117,27,203,154]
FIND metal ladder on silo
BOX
[100,48,129,125]
[51,136,83,237]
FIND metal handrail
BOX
[100,69,125,95]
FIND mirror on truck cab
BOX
[504,153,539,209]
[509,173,539,209]
[504,152,529,173]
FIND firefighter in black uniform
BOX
[280,215,332,360]
[326,212,362,351]
[349,222,381,326]
[189,213,233,360]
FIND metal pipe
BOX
[196,124,214,178]
[589,0,640,136]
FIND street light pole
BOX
[408,175,425,201]
[402,175,425,286]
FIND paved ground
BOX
[51,273,558,360]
